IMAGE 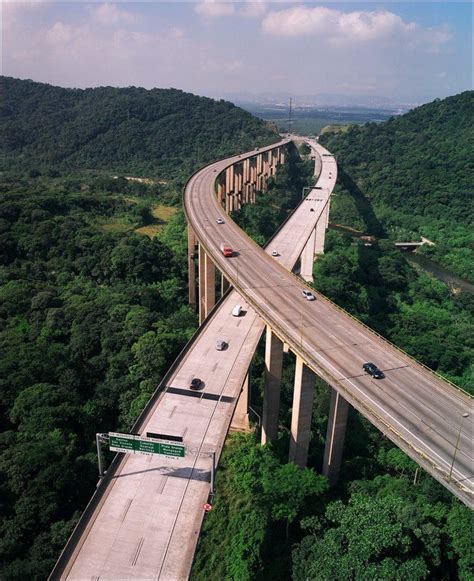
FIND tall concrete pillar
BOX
[314,212,327,254]
[217,181,225,209]
[204,251,215,320]
[221,273,230,297]
[261,326,284,445]
[322,389,349,484]
[198,246,216,324]
[300,228,316,282]
[225,166,234,213]
[188,226,197,308]
[289,356,315,467]
[280,147,286,165]
[198,243,205,323]
[243,158,250,184]
[314,152,322,179]
[231,373,250,431]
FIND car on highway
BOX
[216,218,225,224]
[272,250,279,257]
[362,362,385,379]
[310,208,315,212]
[216,340,227,351]
[302,289,316,301]
[232,304,242,317]
[189,377,204,390]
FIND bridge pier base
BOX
[322,388,349,484]
[261,326,284,445]
[231,373,250,431]
[289,356,315,467]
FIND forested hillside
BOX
[0,77,278,578]
[0,77,277,179]
[319,92,473,280]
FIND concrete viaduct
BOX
[50,137,472,580]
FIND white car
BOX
[232,304,242,317]
[216,218,225,224]
[302,289,316,301]
[272,250,279,257]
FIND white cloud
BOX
[195,1,236,18]
[195,1,267,19]
[262,6,451,50]
[91,3,136,26]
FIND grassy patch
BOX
[151,205,177,222]
[99,217,132,233]
[135,204,178,238]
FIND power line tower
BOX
[287,97,293,134]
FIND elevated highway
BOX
[184,139,472,507]
[51,136,472,580]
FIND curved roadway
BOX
[184,138,473,507]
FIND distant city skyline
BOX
[2,2,472,104]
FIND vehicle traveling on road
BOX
[302,289,316,301]
[232,305,242,317]
[216,218,225,224]
[216,340,227,350]
[189,377,204,390]
[220,243,233,257]
[272,250,279,256]
[363,362,385,379]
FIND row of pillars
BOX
[216,148,285,213]
[300,197,331,282]
[190,143,347,482]
[259,326,349,483]
[189,147,286,323]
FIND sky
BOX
[1,1,472,103]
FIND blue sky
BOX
[2,2,472,103]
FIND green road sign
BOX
[109,433,136,453]
[109,432,185,458]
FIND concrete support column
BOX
[314,152,322,179]
[314,210,328,254]
[217,181,225,209]
[289,356,316,467]
[198,245,216,324]
[322,389,349,484]
[261,326,284,445]
[280,147,286,165]
[221,273,230,297]
[300,227,316,282]
[225,166,234,213]
[198,243,205,323]
[231,373,250,431]
[188,226,197,309]
[243,159,250,183]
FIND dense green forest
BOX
[0,176,197,578]
[1,79,471,579]
[192,141,472,580]
[319,92,473,281]
[0,76,277,180]
[0,77,279,578]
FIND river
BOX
[329,224,474,294]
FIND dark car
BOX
[362,362,385,379]
[190,377,203,390]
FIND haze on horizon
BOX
[1,1,472,105]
